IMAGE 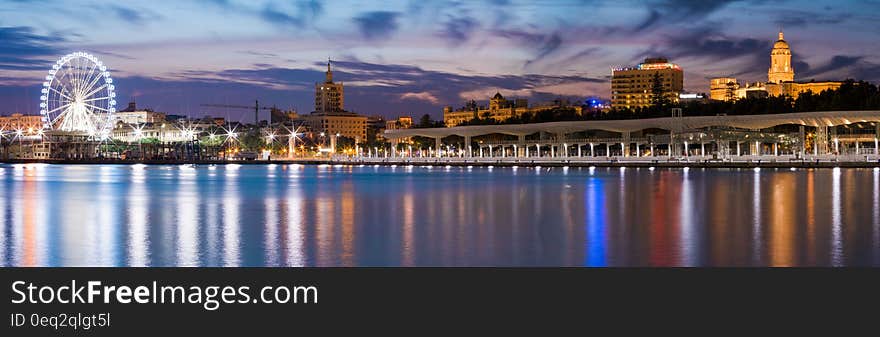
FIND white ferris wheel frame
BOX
[39,51,116,139]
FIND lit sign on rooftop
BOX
[637,63,681,70]
[612,62,682,72]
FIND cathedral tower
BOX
[768,31,794,83]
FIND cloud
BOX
[260,0,323,27]
[800,55,862,78]
[237,50,279,58]
[850,62,880,82]
[0,26,65,71]
[641,25,769,62]
[96,50,137,60]
[791,55,880,82]
[792,54,810,75]
[493,29,564,68]
[203,0,322,28]
[400,92,439,104]
[296,0,324,20]
[438,15,479,46]
[353,11,400,40]
[634,9,662,32]
[774,11,851,28]
[526,33,562,67]
[540,47,602,72]
[260,6,303,27]
[110,5,151,24]
[200,0,232,7]
[634,0,742,32]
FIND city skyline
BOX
[1,0,879,120]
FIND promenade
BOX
[3,153,879,168]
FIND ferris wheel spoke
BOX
[77,61,98,97]
[81,72,105,99]
[52,106,73,125]
[82,96,110,103]
[46,102,74,115]
[49,87,74,101]
[61,82,76,100]
[75,57,87,94]
[82,83,108,100]
[81,60,97,91]
[69,58,80,95]
[83,103,109,112]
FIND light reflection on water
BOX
[1,164,879,267]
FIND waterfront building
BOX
[111,122,199,143]
[443,92,582,127]
[384,116,413,143]
[709,77,739,101]
[315,60,344,114]
[611,57,684,109]
[301,113,367,141]
[299,60,367,145]
[367,115,385,130]
[710,32,843,101]
[299,61,367,145]
[115,101,167,125]
[271,107,294,124]
[0,113,42,131]
[386,116,413,130]
[165,114,187,123]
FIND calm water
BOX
[1,163,878,267]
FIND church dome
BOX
[773,31,789,49]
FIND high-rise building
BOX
[302,60,366,144]
[315,60,344,113]
[611,57,684,109]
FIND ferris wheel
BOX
[39,52,116,139]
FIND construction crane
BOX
[200,100,279,128]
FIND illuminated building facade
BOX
[710,32,843,101]
[115,101,167,125]
[315,60,344,114]
[301,59,367,143]
[0,113,42,132]
[384,116,413,143]
[611,57,684,109]
[111,123,199,143]
[386,116,413,130]
[768,31,795,83]
[709,77,740,101]
[301,113,367,141]
[443,92,582,127]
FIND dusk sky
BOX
[1,0,879,120]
